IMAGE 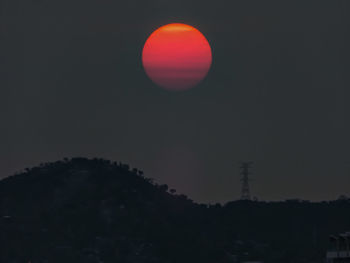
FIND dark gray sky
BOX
[1,0,349,203]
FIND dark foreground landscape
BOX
[1,158,349,263]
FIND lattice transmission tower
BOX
[239,162,253,200]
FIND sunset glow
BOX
[142,23,212,91]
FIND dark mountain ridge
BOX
[0,158,349,263]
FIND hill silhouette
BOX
[0,158,349,263]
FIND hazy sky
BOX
[1,0,349,203]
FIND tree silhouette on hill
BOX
[0,157,349,263]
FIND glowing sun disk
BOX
[142,23,212,91]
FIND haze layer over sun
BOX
[142,23,212,91]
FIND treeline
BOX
[0,158,349,263]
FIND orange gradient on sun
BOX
[142,23,212,91]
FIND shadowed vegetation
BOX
[0,158,349,263]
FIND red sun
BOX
[142,23,212,91]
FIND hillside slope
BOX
[0,158,349,263]
[0,158,218,263]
